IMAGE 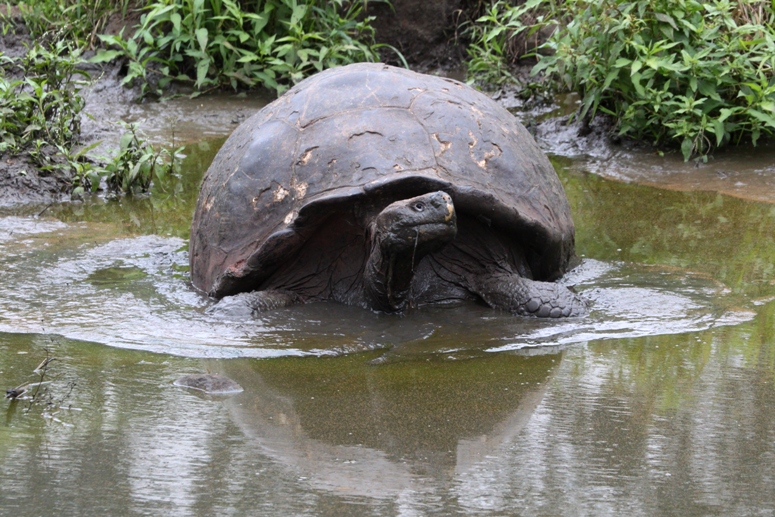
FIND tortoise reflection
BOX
[215,349,561,498]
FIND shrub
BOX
[92,0,393,97]
[464,0,544,87]
[0,39,88,162]
[534,0,775,160]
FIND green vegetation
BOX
[0,40,180,196]
[464,0,544,87]
[538,0,775,160]
[90,0,392,97]
[9,0,132,46]
[0,39,86,161]
[467,0,775,160]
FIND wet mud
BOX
[529,98,775,205]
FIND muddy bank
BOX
[531,109,775,205]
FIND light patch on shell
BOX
[204,198,214,211]
[432,133,452,155]
[284,211,296,225]
[291,178,308,199]
[478,143,503,169]
[470,105,485,128]
[273,185,290,202]
[297,146,318,166]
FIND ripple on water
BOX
[0,218,756,359]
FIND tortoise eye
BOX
[413,202,425,212]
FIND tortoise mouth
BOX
[210,173,570,298]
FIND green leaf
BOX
[631,72,646,97]
[120,132,134,151]
[87,171,101,191]
[698,81,722,101]
[748,109,775,128]
[170,13,181,34]
[655,12,678,30]
[196,59,210,88]
[718,108,735,122]
[712,118,725,146]
[681,137,693,161]
[196,28,208,52]
[90,50,123,63]
[603,69,619,90]
[237,52,259,63]
[290,4,307,26]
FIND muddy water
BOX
[3,108,775,515]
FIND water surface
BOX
[2,113,775,515]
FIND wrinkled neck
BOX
[363,228,420,313]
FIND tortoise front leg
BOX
[207,289,301,317]
[472,272,586,318]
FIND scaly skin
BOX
[472,272,587,318]
[363,191,457,312]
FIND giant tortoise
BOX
[190,63,585,317]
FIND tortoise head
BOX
[371,191,457,256]
[362,191,457,312]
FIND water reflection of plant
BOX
[558,160,775,300]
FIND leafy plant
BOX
[464,0,544,86]
[90,123,183,196]
[0,39,89,161]
[11,0,133,47]
[533,0,775,160]
[91,0,394,97]
[65,122,183,198]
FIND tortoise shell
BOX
[190,63,575,298]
